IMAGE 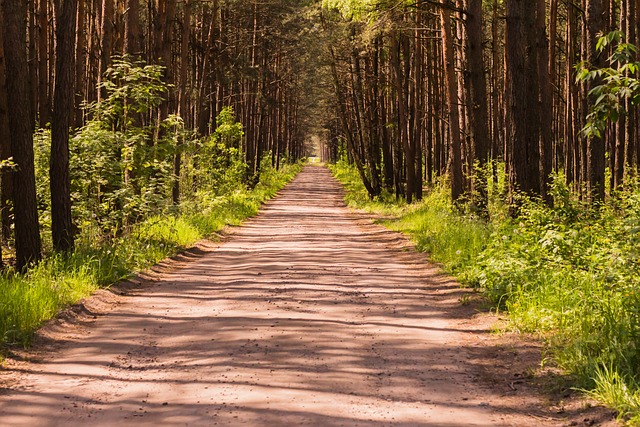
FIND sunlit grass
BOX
[582,365,640,425]
[385,193,489,274]
[329,161,489,275]
[328,161,409,216]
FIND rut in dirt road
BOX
[0,166,543,426]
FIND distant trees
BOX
[322,0,640,210]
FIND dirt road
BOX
[0,166,609,426]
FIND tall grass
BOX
[331,161,640,424]
[0,162,301,348]
[329,161,490,277]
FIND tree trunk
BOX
[74,0,85,126]
[327,40,375,197]
[619,0,635,188]
[413,4,423,201]
[50,0,77,252]
[1,0,42,269]
[197,0,218,135]
[585,0,607,202]
[466,0,490,212]
[173,0,190,205]
[156,0,176,126]
[537,0,553,203]
[390,32,416,203]
[37,0,50,125]
[124,0,141,56]
[505,0,542,201]
[0,9,9,260]
[440,3,464,203]
[379,43,394,191]
[98,0,114,102]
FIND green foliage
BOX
[33,129,52,229]
[322,0,413,22]
[0,257,98,345]
[577,31,640,138]
[328,158,404,215]
[213,106,244,148]
[92,57,167,128]
[331,161,640,423]
[31,58,184,236]
[181,107,247,201]
[583,365,640,424]
[3,55,304,352]
[385,179,490,276]
[330,161,491,281]
[322,0,376,19]
[34,61,251,238]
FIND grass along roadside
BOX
[0,162,302,350]
[330,160,640,425]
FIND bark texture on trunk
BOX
[50,0,77,252]
[586,0,607,202]
[506,0,541,200]
[1,0,42,269]
[441,4,464,202]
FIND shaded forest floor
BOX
[0,166,618,426]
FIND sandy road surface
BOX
[0,166,571,426]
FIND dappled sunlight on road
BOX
[0,166,542,426]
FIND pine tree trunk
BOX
[440,3,464,203]
[37,0,50,124]
[620,0,635,187]
[0,9,10,257]
[413,4,423,201]
[172,0,190,205]
[506,0,542,201]
[466,0,490,212]
[390,32,415,203]
[124,0,141,56]
[98,0,113,102]
[50,0,77,252]
[327,40,375,197]
[585,0,607,202]
[1,0,42,269]
[74,0,85,126]
[537,0,553,202]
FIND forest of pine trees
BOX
[321,0,640,208]
[0,0,321,269]
[1,0,639,269]
[1,0,640,419]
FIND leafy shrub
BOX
[1,56,304,350]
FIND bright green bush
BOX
[2,56,303,349]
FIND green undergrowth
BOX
[0,162,301,349]
[330,161,640,425]
[330,161,409,216]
